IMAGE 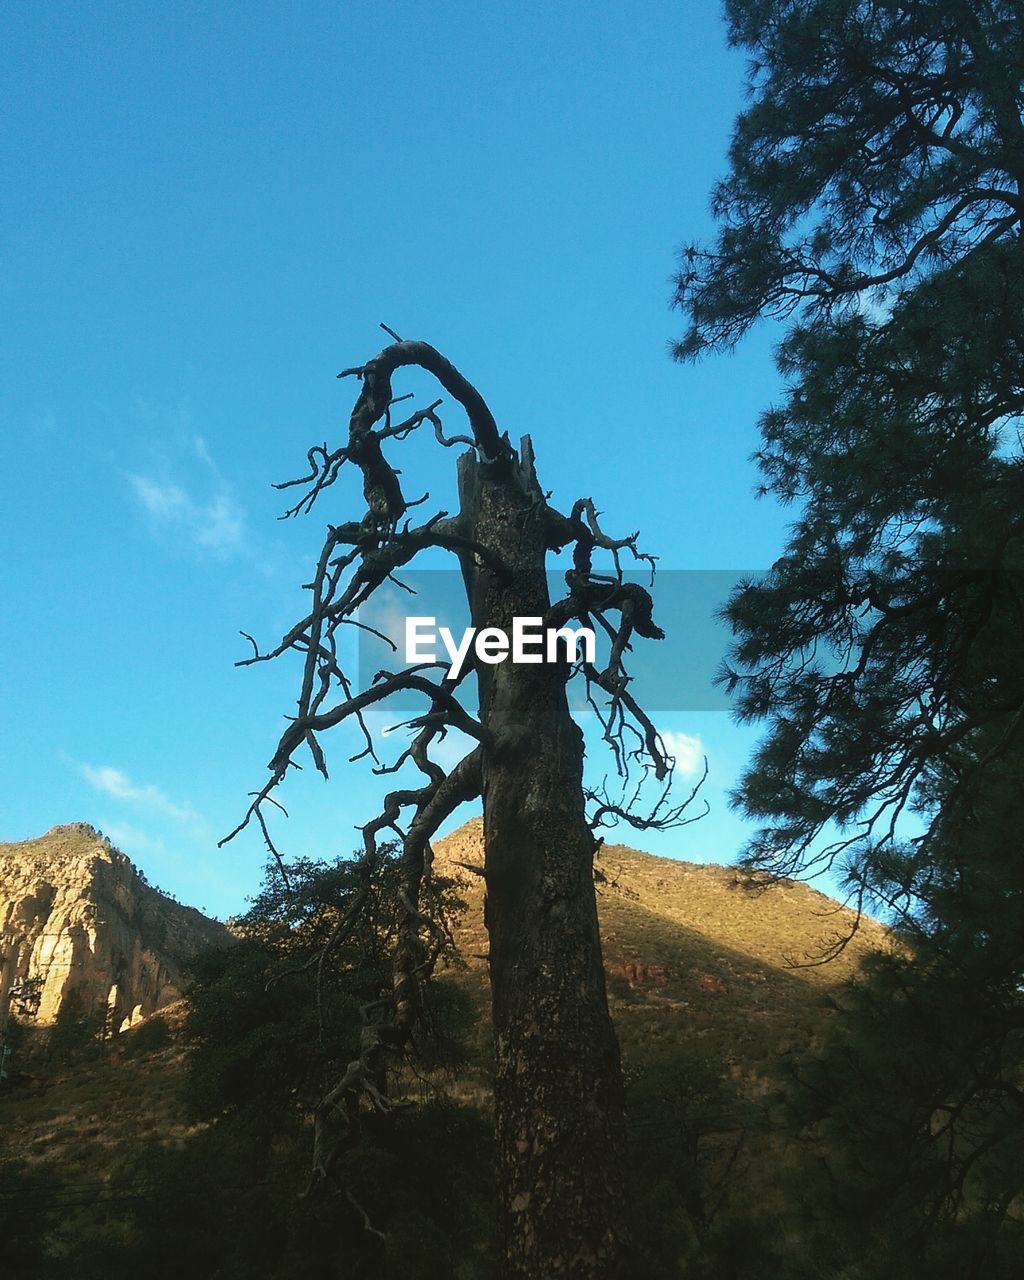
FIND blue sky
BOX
[2,1,796,918]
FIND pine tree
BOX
[674,0,1024,898]
[673,1,1024,1266]
[781,744,1024,1276]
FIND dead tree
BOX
[223,330,705,1279]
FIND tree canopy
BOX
[674,0,1024,901]
[674,2,1024,1270]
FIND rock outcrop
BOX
[0,823,230,1033]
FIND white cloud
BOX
[426,726,476,770]
[193,434,217,472]
[80,763,200,825]
[356,708,477,776]
[97,820,165,858]
[129,474,247,560]
[658,730,706,777]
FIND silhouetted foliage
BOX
[675,0,1024,892]
[120,1015,171,1060]
[184,850,470,1122]
[675,1,1024,1269]
[780,747,1024,1277]
[46,988,106,1066]
[132,850,499,1277]
[62,1099,496,1280]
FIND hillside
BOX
[439,817,887,981]
[436,818,888,1078]
[0,823,230,1033]
[0,819,891,1276]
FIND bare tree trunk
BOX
[234,338,673,1272]
[458,446,632,1279]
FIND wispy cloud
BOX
[97,820,166,858]
[129,474,247,560]
[79,763,201,825]
[658,730,706,777]
[193,434,217,473]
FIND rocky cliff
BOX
[0,823,230,1034]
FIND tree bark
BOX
[458,444,632,1279]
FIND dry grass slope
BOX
[1,818,891,1267]
[434,818,888,1080]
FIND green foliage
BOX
[675,1,1024,1270]
[620,1029,801,1279]
[139,848,495,1277]
[674,0,1024,885]
[63,1097,497,1280]
[779,749,1024,1277]
[120,1016,171,1060]
[1,1012,32,1062]
[183,937,334,1121]
[0,1153,54,1277]
[183,849,469,1123]
[46,987,106,1066]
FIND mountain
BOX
[439,816,886,980]
[434,818,889,1081]
[0,823,230,1035]
[0,819,891,1277]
